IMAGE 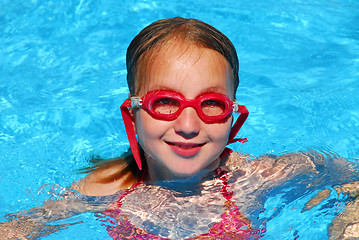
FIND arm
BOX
[304,181,359,240]
[0,161,138,239]
[232,150,358,190]
[279,152,359,239]
[228,150,355,216]
[0,188,110,239]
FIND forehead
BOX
[137,42,233,96]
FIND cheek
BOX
[135,111,167,145]
[135,111,153,138]
[206,118,232,144]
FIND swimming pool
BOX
[1,0,359,239]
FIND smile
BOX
[165,141,206,157]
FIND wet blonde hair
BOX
[127,17,239,98]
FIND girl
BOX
[76,17,258,239]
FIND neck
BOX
[145,156,221,191]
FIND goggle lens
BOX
[201,99,226,117]
[152,97,180,115]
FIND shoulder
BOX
[227,151,318,181]
[73,164,138,196]
[226,151,277,172]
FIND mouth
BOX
[165,141,206,157]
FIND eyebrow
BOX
[147,86,229,97]
[200,86,228,94]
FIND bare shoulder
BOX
[228,151,320,182]
[276,152,320,173]
[227,152,279,178]
[73,164,137,196]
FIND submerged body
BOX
[75,151,338,239]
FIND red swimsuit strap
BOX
[215,167,234,201]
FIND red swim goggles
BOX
[121,90,249,170]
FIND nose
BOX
[174,106,200,139]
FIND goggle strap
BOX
[228,105,249,144]
[120,99,142,170]
[220,147,234,158]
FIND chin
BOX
[169,166,205,179]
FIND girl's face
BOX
[134,44,233,181]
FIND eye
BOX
[203,99,223,107]
[152,97,180,114]
[201,99,226,116]
[156,98,175,105]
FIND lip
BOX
[165,141,206,157]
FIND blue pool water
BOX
[1,0,359,239]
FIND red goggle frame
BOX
[131,90,238,123]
